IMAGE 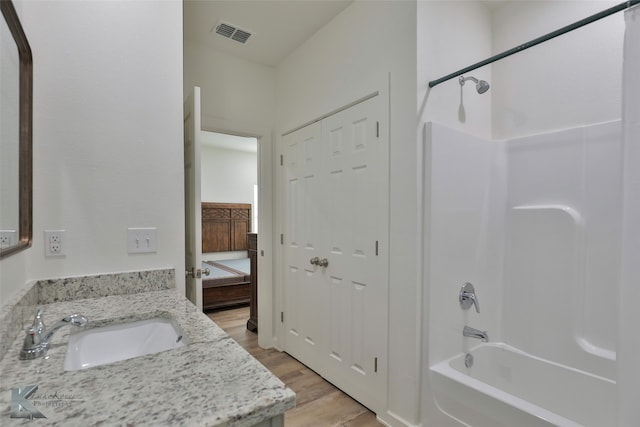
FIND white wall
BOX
[0,0,184,305]
[201,142,258,260]
[183,42,276,131]
[418,1,493,140]
[491,0,624,139]
[276,2,418,425]
[201,145,257,205]
[418,0,624,141]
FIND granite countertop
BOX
[0,289,295,426]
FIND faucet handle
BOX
[459,282,480,313]
[61,314,88,327]
[31,307,45,332]
[24,307,45,346]
[24,325,42,346]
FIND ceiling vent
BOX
[213,21,252,44]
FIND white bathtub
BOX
[430,343,616,427]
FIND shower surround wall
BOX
[424,120,621,425]
[618,4,640,424]
[425,123,505,368]
[503,121,620,379]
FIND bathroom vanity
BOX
[0,270,295,426]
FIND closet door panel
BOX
[320,97,386,410]
[283,122,324,366]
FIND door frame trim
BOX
[274,73,391,413]
[281,91,379,137]
[201,114,276,349]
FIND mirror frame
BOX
[0,0,32,259]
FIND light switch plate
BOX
[127,228,157,253]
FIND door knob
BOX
[318,258,329,267]
[310,257,320,266]
[186,267,202,279]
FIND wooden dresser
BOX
[246,233,258,332]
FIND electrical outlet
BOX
[45,230,65,257]
[127,227,157,253]
[0,230,17,248]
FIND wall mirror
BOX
[0,0,32,259]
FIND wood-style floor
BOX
[207,307,382,427]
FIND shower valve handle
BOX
[459,282,480,313]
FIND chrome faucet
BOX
[463,325,489,342]
[19,307,88,360]
[459,282,480,313]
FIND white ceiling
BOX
[183,0,353,67]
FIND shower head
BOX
[459,75,490,94]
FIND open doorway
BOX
[183,88,276,346]
[201,131,258,260]
[200,131,258,329]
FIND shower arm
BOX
[459,76,479,85]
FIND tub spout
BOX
[463,325,489,342]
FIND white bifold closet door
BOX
[282,95,388,413]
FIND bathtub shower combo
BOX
[424,2,639,426]
[425,119,622,426]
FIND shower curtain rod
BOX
[428,0,640,88]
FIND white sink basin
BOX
[64,317,186,371]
